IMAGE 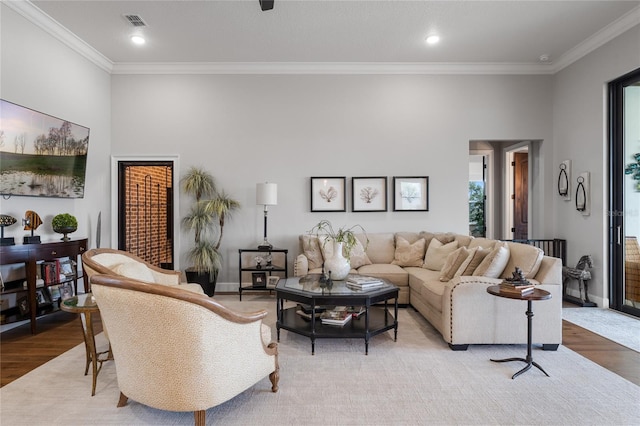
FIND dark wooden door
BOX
[513,152,528,240]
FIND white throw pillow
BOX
[423,239,459,271]
[472,242,510,278]
[439,247,469,281]
[391,236,426,267]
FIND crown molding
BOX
[3,0,113,73]
[551,5,640,73]
[110,62,555,75]
[8,1,639,76]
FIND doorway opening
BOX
[469,140,536,240]
[116,160,175,269]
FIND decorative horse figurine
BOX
[562,255,594,304]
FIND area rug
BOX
[2,295,639,425]
[563,307,640,352]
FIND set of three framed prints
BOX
[310,176,429,213]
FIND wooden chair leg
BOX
[117,392,128,407]
[194,410,205,426]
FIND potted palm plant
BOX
[181,167,240,296]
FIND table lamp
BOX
[256,182,277,250]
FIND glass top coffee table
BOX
[275,275,398,355]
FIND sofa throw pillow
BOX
[349,238,373,269]
[472,242,510,278]
[423,239,459,271]
[391,236,426,267]
[499,243,545,279]
[455,247,489,276]
[439,246,469,282]
[300,235,324,270]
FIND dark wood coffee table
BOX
[276,275,398,355]
[486,285,552,379]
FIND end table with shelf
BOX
[238,248,288,301]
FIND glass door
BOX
[609,68,640,317]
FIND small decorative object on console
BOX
[52,213,78,242]
[0,214,17,246]
[23,210,43,244]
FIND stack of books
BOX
[499,282,535,295]
[346,276,385,290]
[320,306,353,326]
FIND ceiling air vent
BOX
[123,14,147,27]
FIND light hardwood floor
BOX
[1,297,639,387]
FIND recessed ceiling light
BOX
[539,54,551,63]
[131,35,146,45]
[425,35,440,45]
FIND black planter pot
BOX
[185,269,218,297]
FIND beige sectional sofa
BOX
[294,232,562,351]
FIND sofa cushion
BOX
[363,233,396,264]
[439,247,469,281]
[468,238,496,250]
[356,263,409,287]
[391,236,426,267]
[473,242,510,278]
[500,242,545,279]
[407,267,445,310]
[455,247,489,276]
[423,239,459,271]
[300,235,324,270]
[112,262,155,283]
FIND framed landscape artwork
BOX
[0,99,90,198]
[352,177,387,212]
[393,176,429,211]
[310,177,346,212]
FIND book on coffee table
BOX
[320,307,353,326]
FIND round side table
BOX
[486,285,551,379]
[60,293,112,395]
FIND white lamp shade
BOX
[256,183,277,206]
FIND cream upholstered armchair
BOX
[90,273,279,426]
[82,248,205,294]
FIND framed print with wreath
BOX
[310,177,346,212]
[393,176,429,211]
[352,177,387,212]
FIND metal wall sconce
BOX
[575,172,590,216]
[558,160,571,200]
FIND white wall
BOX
[553,24,640,306]
[111,74,553,286]
[0,5,111,285]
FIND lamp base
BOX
[258,241,273,251]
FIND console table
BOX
[0,238,88,333]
